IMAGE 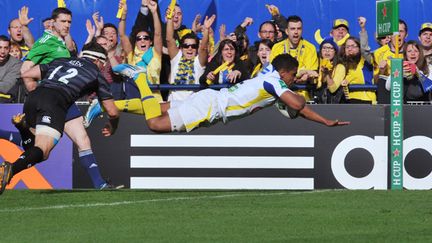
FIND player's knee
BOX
[147,119,159,132]
[147,119,166,133]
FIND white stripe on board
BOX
[130,177,314,190]
[130,156,314,169]
[130,135,314,148]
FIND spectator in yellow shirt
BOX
[373,19,408,76]
[270,15,318,101]
[331,18,350,44]
[323,37,376,104]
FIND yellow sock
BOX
[135,73,162,120]
[114,99,144,115]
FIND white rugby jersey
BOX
[217,65,294,122]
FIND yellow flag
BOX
[116,0,126,19]
[58,0,66,8]
[167,0,177,19]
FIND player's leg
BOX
[64,116,108,189]
[12,113,35,150]
[0,113,34,149]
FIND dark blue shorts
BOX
[65,103,82,122]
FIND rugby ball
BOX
[275,100,300,119]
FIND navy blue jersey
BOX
[39,57,113,104]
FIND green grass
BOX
[0,190,431,242]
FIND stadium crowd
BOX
[0,0,432,105]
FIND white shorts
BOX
[167,89,222,132]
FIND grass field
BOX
[0,190,431,242]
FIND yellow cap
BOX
[420,22,432,33]
[333,19,349,30]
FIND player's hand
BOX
[326,119,351,127]
[102,123,114,136]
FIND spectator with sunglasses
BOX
[166,13,215,101]
[117,0,163,101]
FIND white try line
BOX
[0,190,334,213]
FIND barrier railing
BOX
[148,84,378,91]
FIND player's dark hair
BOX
[272,54,299,72]
[51,7,72,20]
[82,41,107,58]
[0,35,10,44]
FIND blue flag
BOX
[418,71,432,93]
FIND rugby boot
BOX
[0,161,12,195]
[83,99,102,128]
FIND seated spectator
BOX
[323,37,376,104]
[251,39,273,78]
[385,40,432,102]
[200,39,249,86]
[9,42,23,60]
[167,13,215,101]
[418,22,432,65]
[0,35,22,102]
[8,6,34,58]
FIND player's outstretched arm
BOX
[299,106,350,127]
[101,99,120,136]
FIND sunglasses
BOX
[181,43,199,49]
[136,35,151,41]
